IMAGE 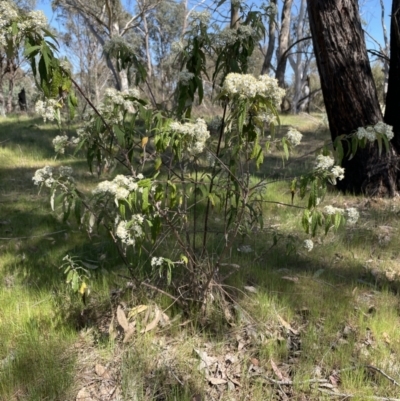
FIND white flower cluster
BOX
[32,165,74,187]
[53,135,69,154]
[33,166,54,187]
[315,155,335,170]
[92,174,144,206]
[170,118,210,155]
[222,73,285,107]
[35,99,59,122]
[345,207,359,225]
[171,41,184,53]
[189,11,211,27]
[330,165,345,184]
[0,3,47,47]
[315,155,345,185]
[104,87,140,112]
[303,239,313,252]
[215,25,256,46]
[151,257,164,267]
[178,71,195,86]
[115,214,144,246]
[323,205,359,225]
[77,88,142,136]
[286,128,302,147]
[356,122,394,142]
[58,166,73,178]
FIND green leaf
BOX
[302,209,310,233]
[282,138,289,160]
[74,197,82,225]
[334,213,342,231]
[113,125,125,146]
[142,187,149,212]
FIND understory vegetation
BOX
[2,113,400,401]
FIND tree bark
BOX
[230,0,240,29]
[307,0,398,196]
[261,0,277,75]
[275,0,293,88]
[384,0,400,154]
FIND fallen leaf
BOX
[244,286,257,293]
[207,377,227,385]
[141,307,161,333]
[251,358,259,367]
[123,323,136,343]
[128,305,148,319]
[95,364,106,377]
[76,387,93,401]
[313,269,325,278]
[271,359,284,380]
[329,375,338,386]
[277,314,298,335]
[117,305,129,331]
[281,276,299,282]
[108,315,117,341]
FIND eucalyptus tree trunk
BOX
[289,0,309,113]
[380,0,390,99]
[230,0,240,29]
[0,55,5,116]
[6,59,16,113]
[275,0,293,88]
[384,0,400,155]
[261,0,277,75]
[307,0,399,196]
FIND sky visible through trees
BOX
[35,0,393,77]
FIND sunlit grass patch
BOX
[2,112,400,400]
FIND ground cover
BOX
[1,113,400,401]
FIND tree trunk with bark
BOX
[275,0,293,88]
[261,0,277,75]
[384,0,400,154]
[307,0,399,196]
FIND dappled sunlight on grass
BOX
[2,114,400,400]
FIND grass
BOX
[2,113,400,400]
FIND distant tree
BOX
[53,0,160,91]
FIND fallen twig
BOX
[366,365,400,387]
[252,374,329,386]
[318,388,400,401]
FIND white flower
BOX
[356,126,376,142]
[178,71,195,86]
[151,257,164,267]
[53,135,69,154]
[323,205,344,215]
[286,128,302,147]
[58,166,73,177]
[331,165,345,180]
[189,11,211,27]
[35,99,59,122]
[303,239,314,252]
[170,118,210,155]
[345,208,359,225]
[237,245,253,253]
[115,214,144,246]
[374,122,394,141]
[222,73,285,107]
[315,155,335,170]
[32,166,54,187]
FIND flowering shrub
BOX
[28,3,379,303]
